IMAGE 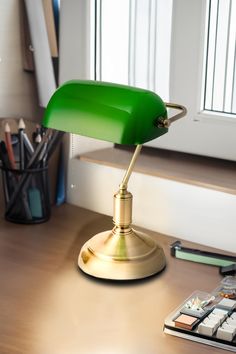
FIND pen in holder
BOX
[0,166,51,224]
[0,119,64,224]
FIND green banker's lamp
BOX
[43,80,187,280]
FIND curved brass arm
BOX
[157,103,187,128]
[119,144,142,190]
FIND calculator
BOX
[164,277,236,352]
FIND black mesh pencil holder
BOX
[0,166,51,224]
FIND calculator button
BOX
[212,308,228,319]
[217,298,236,310]
[198,321,218,336]
[208,313,224,325]
[216,323,236,341]
[226,318,236,327]
[230,312,236,320]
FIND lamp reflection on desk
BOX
[43,80,187,280]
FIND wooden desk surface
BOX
[0,204,229,354]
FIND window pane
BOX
[96,0,173,101]
[98,0,130,84]
[204,0,236,115]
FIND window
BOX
[92,0,236,160]
[60,0,236,161]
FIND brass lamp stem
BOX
[119,144,142,191]
[113,144,142,231]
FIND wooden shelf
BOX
[79,147,236,195]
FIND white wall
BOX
[67,158,236,253]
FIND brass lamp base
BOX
[78,227,166,280]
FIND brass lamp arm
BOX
[119,144,142,190]
[119,103,187,190]
[157,103,187,128]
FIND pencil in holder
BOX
[0,166,51,224]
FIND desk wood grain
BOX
[0,204,229,354]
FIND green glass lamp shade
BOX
[43,80,168,145]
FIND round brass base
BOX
[78,228,166,280]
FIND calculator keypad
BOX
[216,313,236,341]
[197,309,236,342]
[164,289,236,352]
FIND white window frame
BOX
[148,0,236,161]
